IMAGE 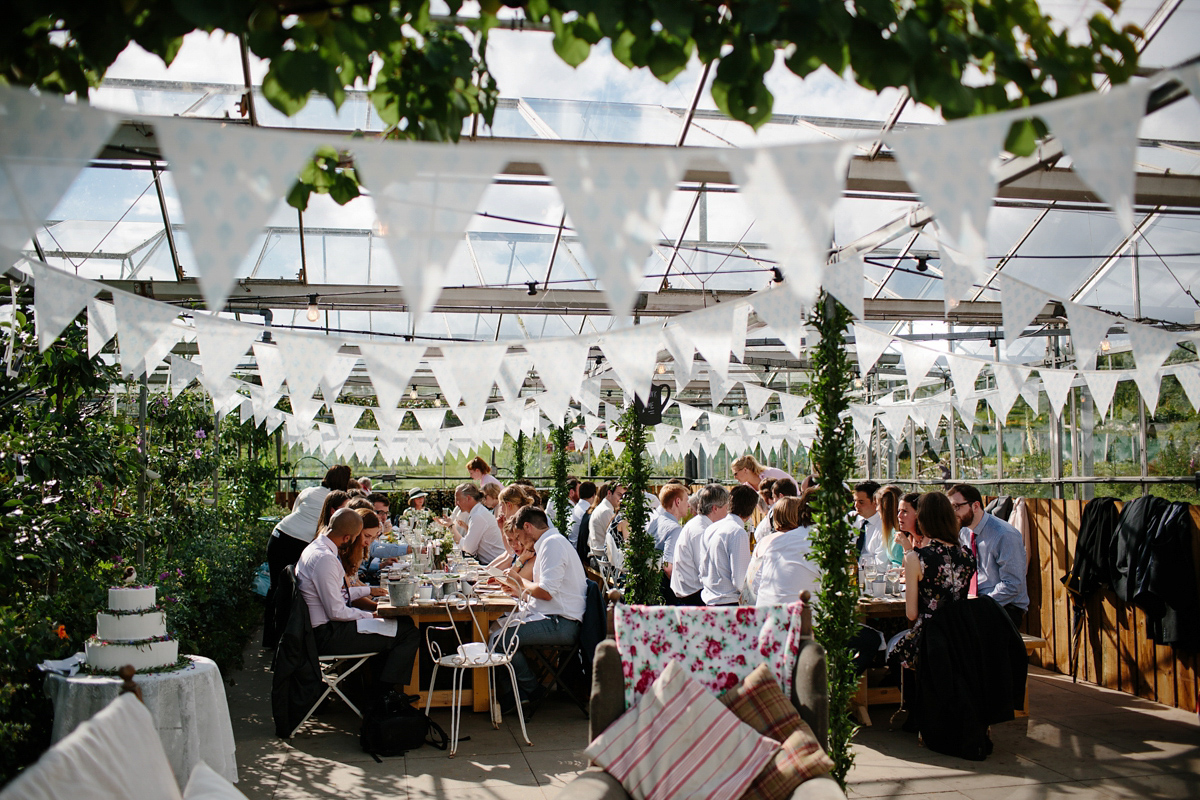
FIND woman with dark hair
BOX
[897,492,925,550]
[889,492,976,672]
[263,465,353,645]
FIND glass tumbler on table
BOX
[860,560,878,596]
[885,567,901,596]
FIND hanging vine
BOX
[616,405,659,604]
[512,431,528,481]
[549,420,571,536]
[806,290,859,787]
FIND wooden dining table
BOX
[376,594,517,712]
[857,594,908,619]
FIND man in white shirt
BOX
[699,484,758,605]
[295,508,419,689]
[497,506,588,708]
[671,484,728,605]
[853,480,883,559]
[568,481,596,549]
[588,482,624,558]
[453,482,506,564]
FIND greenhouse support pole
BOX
[948,407,958,481]
[1070,387,1081,499]
[213,409,220,508]
[996,415,1004,482]
[137,376,148,568]
[1049,335,1064,500]
[1133,241,1149,497]
[909,419,916,480]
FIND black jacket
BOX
[1062,497,1122,600]
[270,566,325,738]
[1112,495,1172,603]
[916,596,1027,761]
[1132,501,1200,651]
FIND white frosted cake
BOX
[85,586,179,672]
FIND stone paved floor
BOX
[226,641,1199,800]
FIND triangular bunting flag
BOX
[945,353,985,398]
[331,403,366,439]
[600,325,663,401]
[359,340,425,418]
[87,298,118,359]
[412,407,447,432]
[193,312,260,388]
[496,353,531,404]
[1083,370,1121,420]
[167,354,201,398]
[898,340,942,399]
[274,331,343,402]
[1131,365,1163,413]
[821,255,864,320]
[111,291,182,378]
[708,371,737,409]
[776,392,806,421]
[937,243,982,313]
[750,286,809,359]
[321,353,360,405]
[1038,369,1077,419]
[31,261,98,351]
[661,324,696,393]
[575,374,601,416]
[432,343,505,423]
[1065,301,1115,371]
[525,336,590,405]
[707,411,731,437]
[999,274,1050,350]
[154,118,316,311]
[252,342,286,396]
[675,402,704,432]
[288,393,324,429]
[1126,320,1180,377]
[1170,364,1200,412]
[677,302,740,380]
[853,324,893,377]
[991,363,1031,423]
[742,382,775,417]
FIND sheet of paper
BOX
[356,617,398,637]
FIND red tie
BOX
[969,529,978,596]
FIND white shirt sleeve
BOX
[315,555,372,622]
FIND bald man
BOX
[296,507,419,691]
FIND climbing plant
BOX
[806,291,859,787]
[616,405,658,604]
[549,420,571,536]
[512,431,528,482]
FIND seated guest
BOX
[406,487,428,513]
[467,455,503,490]
[898,492,925,549]
[496,484,535,540]
[314,490,352,536]
[872,485,905,567]
[295,508,419,692]
[731,454,793,492]
[569,481,596,549]
[947,483,1029,627]
[852,480,882,557]
[757,478,777,516]
[754,492,820,606]
[453,482,506,564]
[481,481,502,512]
[670,485,727,605]
[486,516,537,584]
[588,482,623,560]
[751,477,797,554]
[366,492,394,536]
[889,492,976,674]
[649,483,689,604]
[743,478,800,602]
[495,506,587,709]
[698,484,758,606]
[343,508,385,600]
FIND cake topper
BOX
[122,566,137,585]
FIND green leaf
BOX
[646,36,691,83]
[1004,117,1039,157]
[649,0,693,40]
[549,11,591,67]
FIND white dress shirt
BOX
[699,514,750,605]
[296,534,372,626]
[859,512,883,561]
[588,498,615,554]
[568,498,590,547]
[527,530,587,621]
[461,502,506,564]
[754,526,819,607]
[670,513,709,598]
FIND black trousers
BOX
[313,617,420,687]
[263,532,310,646]
[1003,604,1026,630]
[675,590,704,606]
[659,572,679,605]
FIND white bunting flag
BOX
[252,342,286,396]
[750,286,809,359]
[853,324,893,377]
[742,382,775,417]
[571,428,588,451]
[496,353,532,405]
[87,298,118,359]
[677,302,743,380]
[1065,301,1115,371]
[31,262,98,351]
[575,375,601,416]
[193,312,260,388]
[321,353,360,405]
[899,340,942,399]
[1126,320,1179,378]
[112,291,182,378]
[359,340,425,420]
[355,141,506,324]
[1019,378,1041,415]
[331,403,366,439]
[167,354,201,398]
[937,243,982,313]
[0,87,119,250]
[543,147,683,323]
[725,141,852,306]
[154,119,316,311]
[590,436,608,455]
[432,343,505,425]
[274,331,343,403]
[776,392,806,422]
[1132,365,1163,413]
[1038,369,1077,419]
[600,325,663,401]
[888,114,1011,267]
[675,402,705,432]
[999,274,1050,350]
[821,255,865,320]
[288,392,324,429]
[1170,364,1200,412]
[412,407,447,432]
[945,353,986,399]
[525,336,591,409]
[583,413,602,436]
[1083,370,1122,420]
[1037,82,1149,235]
[661,324,697,393]
[609,440,626,459]
[708,370,737,409]
[707,411,732,437]
[880,406,910,442]
[533,388,572,426]
[991,363,1031,423]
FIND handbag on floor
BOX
[360,692,450,760]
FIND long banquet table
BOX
[376,594,517,712]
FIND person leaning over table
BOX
[743,478,800,603]
[486,507,538,585]
[342,507,385,603]
[453,482,507,564]
[698,484,758,606]
[731,454,793,492]
[494,506,587,711]
[753,492,820,607]
[467,455,503,491]
[947,483,1029,628]
[267,465,352,604]
[295,508,420,695]
[670,484,727,605]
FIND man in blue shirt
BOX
[948,483,1029,628]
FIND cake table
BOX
[45,655,237,788]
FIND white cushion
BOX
[584,660,779,800]
[182,762,247,800]
[0,693,181,800]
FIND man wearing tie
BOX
[852,481,882,557]
[947,483,1029,628]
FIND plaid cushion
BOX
[719,662,833,800]
[719,662,802,742]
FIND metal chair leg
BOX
[504,661,532,747]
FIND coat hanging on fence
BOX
[1131,501,1200,652]
[1061,497,1123,680]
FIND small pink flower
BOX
[193,448,202,459]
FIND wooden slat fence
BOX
[1022,498,1200,713]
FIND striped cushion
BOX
[585,660,780,800]
[743,727,834,800]
[719,662,802,742]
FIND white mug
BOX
[417,584,433,601]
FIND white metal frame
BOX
[288,652,375,738]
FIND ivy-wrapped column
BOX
[616,405,658,604]
[512,431,527,481]
[807,291,859,787]
[548,420,570,535]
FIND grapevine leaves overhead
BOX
[3,0,1142,209]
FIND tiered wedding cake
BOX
[85,585,179,672]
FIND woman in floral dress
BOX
[889,491,976,671]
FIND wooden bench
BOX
[853,633,1047,726]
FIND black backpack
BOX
[360,692,450,760]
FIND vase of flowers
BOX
[433,530,456,571]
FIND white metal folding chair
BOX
[289,652,374,738]
[424,591,531,756]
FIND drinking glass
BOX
[861,561,878,596]
[885,567,901,597]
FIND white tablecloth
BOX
[45,655,238,788]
